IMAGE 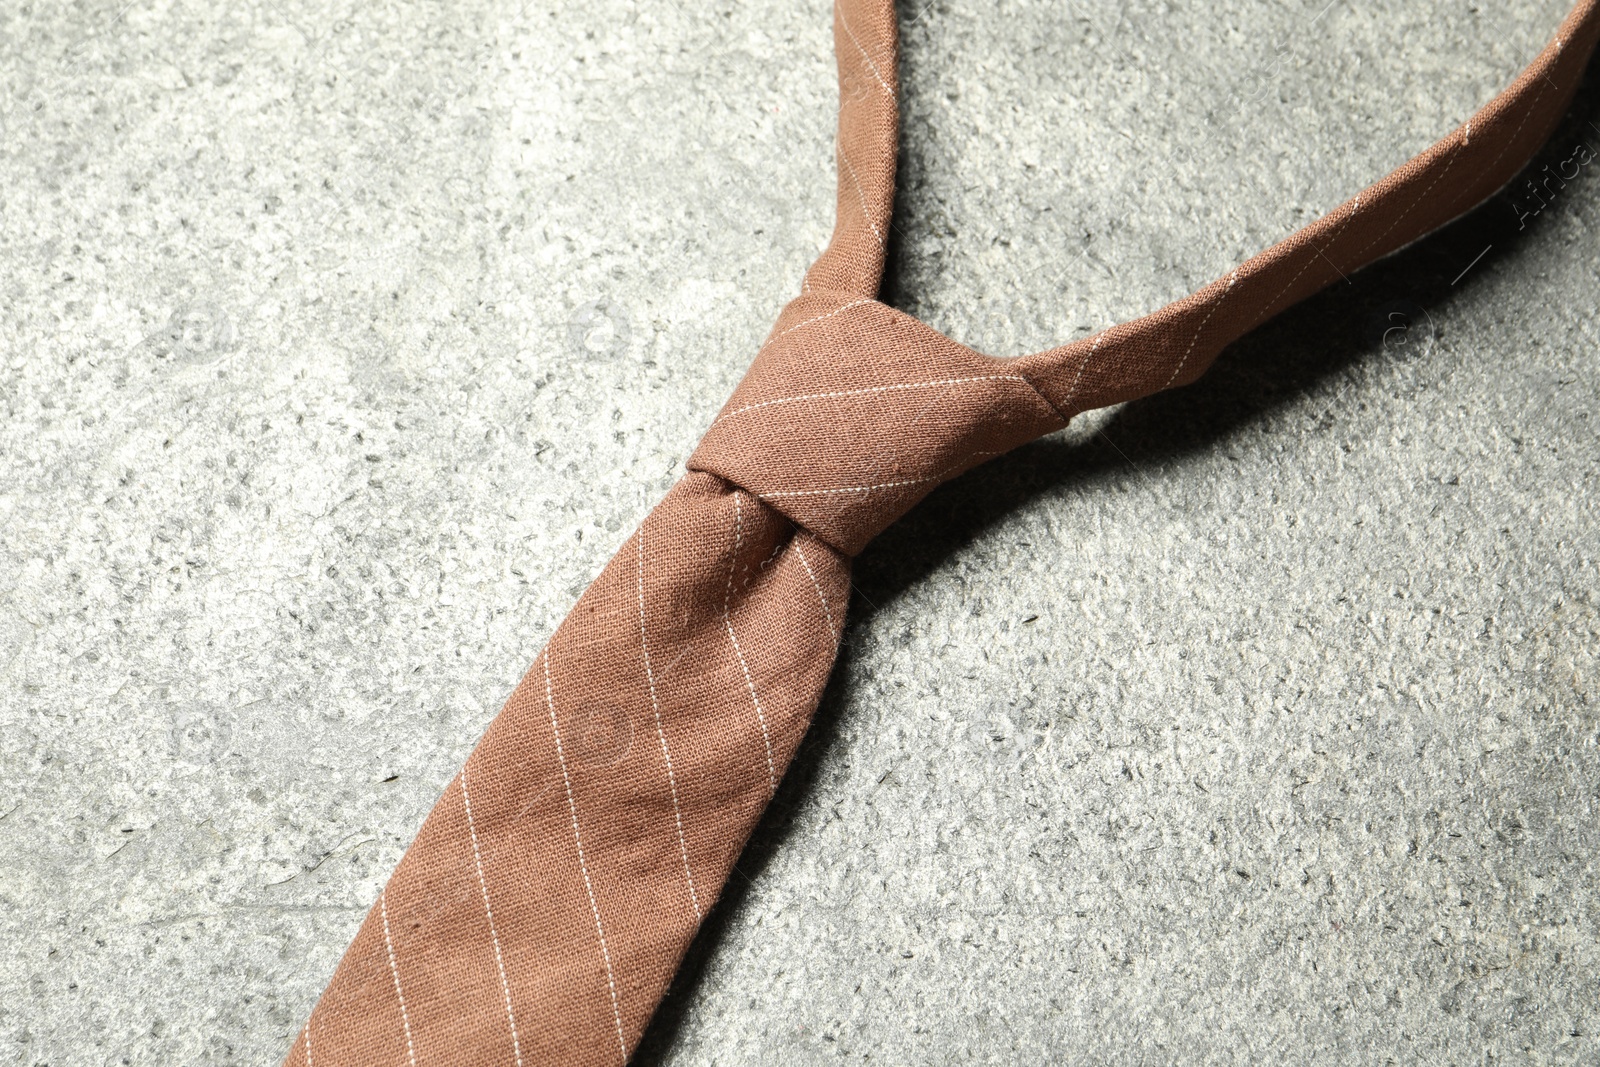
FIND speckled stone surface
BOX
[2,1,1597,1063]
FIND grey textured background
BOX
[3,0,1598,1063]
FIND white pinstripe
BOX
[1252,198,1361,329]
[1350,129,1471,262]
[763,474,941,499]
[723,492,778,794]
[837,0,895,98]
[1163,271,1237,389]
[1060,333,1105,407]
[715,374,1031,427]
[750,299,876,364]
[840,142,885,247]
[460,766,525,1067]
[379,892,418,1067]
[1441,45,1556,217]
[541,654,629,1064]
[637,528,702,922]
[793,540,837,637]
[759,450,1002,501]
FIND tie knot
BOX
[688,293,1066,555]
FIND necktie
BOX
[284,2,1600,1062]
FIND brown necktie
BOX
[284,1,1600,1062]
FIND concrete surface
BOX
[2,0,1597,1063]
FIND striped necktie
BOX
[285,1,1600,1062]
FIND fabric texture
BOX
[284,1,1600,1063]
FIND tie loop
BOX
[689,291,1065,556]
